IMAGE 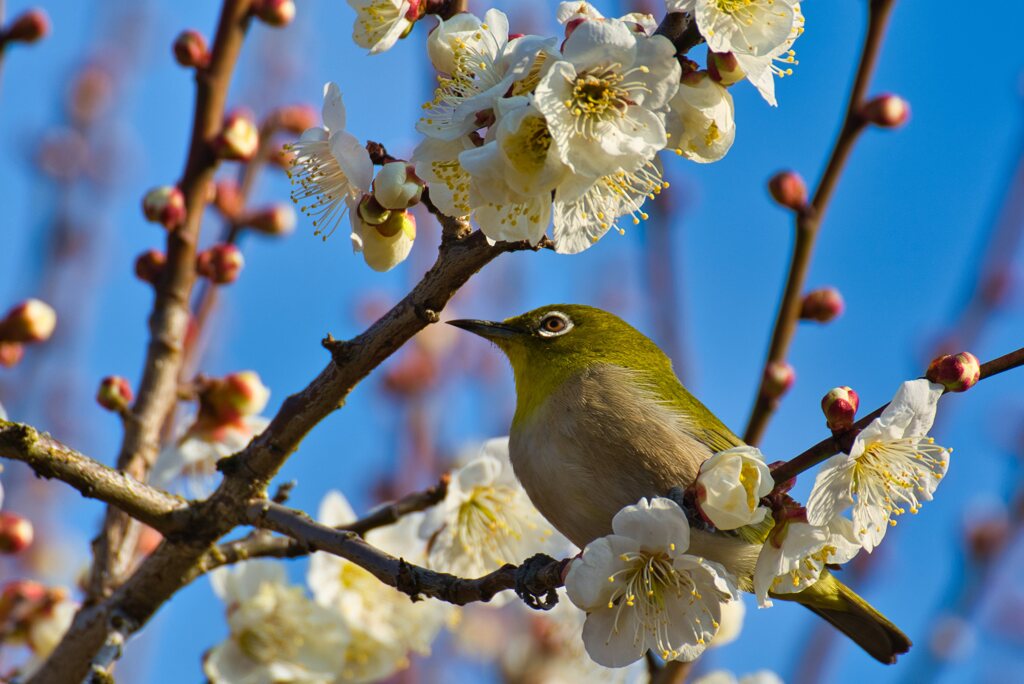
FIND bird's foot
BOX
[514,553,565,611]
[666,485,717,533]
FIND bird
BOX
[448,303,911,664]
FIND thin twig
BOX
[651,660,693,684]
[743,0,897,445]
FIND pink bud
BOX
[707,50,744,86]
[214,110,259,161]
[926,351,981,393]
[196,244,245,284]
[3,8,50,44]
[0,299,56,344]
[202,370,270,424]
[96,376,133,412]
[240,204,296,236]
[134,249,167,285]
[173,29,209,68]
[762,361,795,399]
[212,179,244,219]
[0,342,24,368]
[253,0,296,27]
[768,171,807,211]
[800,287,845,323]
[821,386,859,431]
[142,185,186,229]
[271,103,318,135]
[862,94,910,128]
[0,513,34,554]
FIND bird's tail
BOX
[787,572,912,664]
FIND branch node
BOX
[414,304,440,324]
[514,553,563,611]
[396,558,424,601]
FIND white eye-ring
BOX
[537,311,573,337]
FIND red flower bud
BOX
[142,185,186,229]
[172,29,209,68]
[134,249,167,286]
[800,287,845,323]
[196,244,245,284]
[240,204,296,236]
[0,299,56,344]
[926,351,981,393]
[707,50,744,86]
[212,179,244,219]
[862,94,910,128]
[96,376,133,412]
[214,110,259,161]
[768,170,807,211]
[821,386,859,431]
[762,361,795,399]
[199,370,270,426]
[3,8,50,44]
[253,0,296,27]
[0,513,34,554]
[0,342,24,368]
[271,103,318,135]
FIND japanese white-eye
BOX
[450,304,910,664]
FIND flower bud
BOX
[707,50,744,86]
[196,244,244,284]
[134,249,167,285]
[0,513,34,554]
[965,513,1009,564]
[212,179,244,219]
[0,342,24,368]
[800,287,844,323]
[862,94,910,128]
[269,145,296,169]
[373,162,423,210]
[356,193,391,225]
[203,371,270,424]
[762,360,795,399]
[214,110,259,161]
[96,376,133,413]
[240,204,296,236]
[172,29,209,68]
[821,386,859,431]
[351,207,416,272]
[142,185,186,229]
[270,103,317,135]
[3,8,50,44]
[926,351,981,393]
[0,299,56,344]
[695,446,774,530]
[768,170,807,211]
[253,0,296,27]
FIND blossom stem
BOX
[743,0,897,446]
[772,343,1024,485]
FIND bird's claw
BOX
[666,485,717,533]
[514,553,562,611]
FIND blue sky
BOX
[2,0,1024,682]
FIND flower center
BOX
[232,586,306,663]
[451,485,537,566]
[716,0,756,14]
[565,63,650,139]
[771,543,838,592]
[504,115,552,175]
[355,1,403,44]
[854,437,949,521]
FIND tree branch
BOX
[743,0,897,445]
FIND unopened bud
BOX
[269,146,296,169]
[800,287,845,323]
[0,513,34,554]
[214,110,259,161]
[374,208,415,239]
[203,370,270,423]
[926,351,981,393]
[862,94,910,128]
[768,171,807,211]
[707,50,744,86]
[271,103,317,135]
[965,514,1009,563]
[0,299,56,344]
[142,185,186,229]
[3,8,50,44]
[373,162,423,210]
[357,194,391,225]
[821,386,859,431]
[212,179,244,219]
[762,361,795,399]
[96,376,133,413]
[196,244,244,284]
[134,249,167,285]
[172,29,209,68]
[0,342,24,368]
[253,0,296,27]
[241,204,296,236]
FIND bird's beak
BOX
[447,319,520,341]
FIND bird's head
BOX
[448,304,673,421]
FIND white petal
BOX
[330,130,374,195]
[580,602,647,667]
[610,497,690,553]
[318,490,357,527]
[562,17,637,73]
[805,454,856,526]
[321,82,346,132]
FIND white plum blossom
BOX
[308,491,451,681]
[666,72,736,163]
[347,0,416,55]
[753,517,860,607]
[668,0,799,58]
[534,17,680,178]
[411,135,475,217]
[692,670,784,684]
[349,201,417,272]
[806,379,949,552]
[288,82,373,240]
[556,2,658,34]
[151,415,270,494]
[734,4,805,106]
[420,437,564,583]
[695,445,774,530]
[205,561,347,684]
[709,597,746,648]
[566,497,737,667]
[427,11,487,75]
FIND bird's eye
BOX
[537,312,573,337]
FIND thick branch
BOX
[0,421,187,531]
[744,0,897,445]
